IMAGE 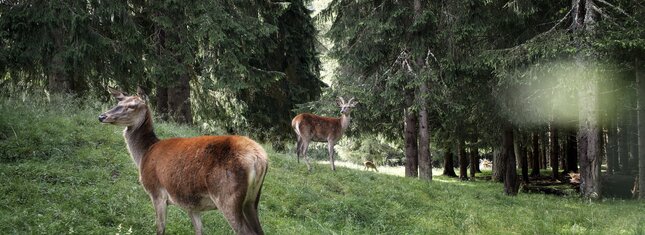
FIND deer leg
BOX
[243,200,264,235]
[302,142,312,172]
[151,196,167,235]
[295,137,301,163]
[188,211,203,235]
[218,195,258,235]
[328,141,336,171]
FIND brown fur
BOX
[363,161,378,172]
[291,97,357,171]
[292,114,343,142]
[100,88,268,235]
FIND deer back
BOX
[140,135,267,208]
[292,113,343,142]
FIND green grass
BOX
[1,95,644,234]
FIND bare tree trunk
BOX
[47,30,70,93]
[636,57,645,200]
[531,132,541,176]
[156,87,169,121]
[474,147,482,173]
[606,83,618,175]
[630,105,639,174]
[469,147,477,178]
[492,147,504,182]
[550,124,560,180]
[458,139,468,180]
[443,147,457,177]
[607,120,617,174]
[418,84,431,180]
[541,133,548,169]
[618,111,629,173]
[573,0,602,198]
[404,89,418,178]
[566,128,579,173]
[519,136,529,183]
[577,64,602,199]
[503,123,519,195]
[167,74,193,124]
[418,103,431,180]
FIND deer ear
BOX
[336,97,344,106]
[108,87,126,101]
[136,86,149,103]
[348,97,357,107]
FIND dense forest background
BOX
[1,0,644,199]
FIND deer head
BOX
[98,87,148,127]
[336,97,358,115]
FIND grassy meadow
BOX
[0,95,644,234]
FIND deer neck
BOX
[123,109,159,169]
[340,113,351,131]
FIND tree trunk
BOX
[492,147,504,182]
[577,65,601,199]
[618,111,629,173]
[519,137,529,183]
[418,84,431,180]
[550,124,560,180]
[156,87,169,121]
[469,147,477,178]
[418,104,431,180]
[503,124,519,195]
[636,57,645,200]
[167,74,193,124]
[404,89,418,178]
[458,139,468,180]
[414,0,431,180]
[630,105,639,173]
[474,147,482,173]
[531,132,541,176]
[607,119,617,175]
[541,133,548,169]
[442,147,457,177]
[47,30,69,93]
[566,128,579,173]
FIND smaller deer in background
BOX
[480,159,493,169]
[569,172,581,184]
[364,161,378,172]
[292,97,358,171]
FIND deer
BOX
[98,87,268,235]
[569,172,581,184]
[479,159,493,169]
[363,160,378,172]
[291,97,357,171]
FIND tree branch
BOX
[596,0,639,23]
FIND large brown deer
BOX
[98,87,268,235]
[291,97,357,171]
